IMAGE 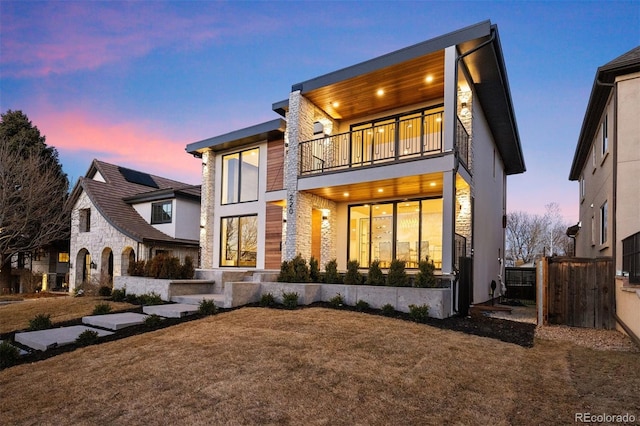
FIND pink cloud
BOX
[1,2,278,78]
[33,108,202,185]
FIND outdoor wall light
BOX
[322,214,328,221]
[460,102,469,116]
[90,261,97,269]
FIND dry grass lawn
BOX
[0,296,136,333]
[1,307,639,425]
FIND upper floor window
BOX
[79,208,91,232]
[579,175,585,200]
[622,232,640,284]
[151,201,172,224]
[222,148,259,204]
[591,144,596,170]
[600,201,608,245]
[601,114,608,157]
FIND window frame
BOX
[601,114,608,158]
[151,200,173,225]
[221,147,260,205]
[220,214,258,267]
[79,208,91,232]
[622,232,640,284]
[599,201,608,246]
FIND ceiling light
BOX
[378,188,384,193]
[430,182,436,187]
[332,101,340,108]
[425,75,434,83]
[376,89,384,96]
[343,192,349,197]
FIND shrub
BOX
[128,260,146,277]
[112,288,126,302]
[181,256,195,279]
[387,259,409,287]
[309,256,321,282]
[381,303,395,316]
[29,313,52,331]
[408,304,430,323]
[277,260,295,282]
[98,286,112,297]
[259,293,276,307]
[414,257,437,288]
[199,299,218,315]
[366,260,385,286]
[355,299,370,312]
[324,259,342,284]
[291,254,310,283]
[75,329,100,346]
[92,303,112,315]
[0,341,20,369]
[282,291,299,310]
[137,292,163,306]
[344,260,362,285]
[144,314,163,327]
[328,293,344,308]
[161,256,182,279]
[125,293,139,304]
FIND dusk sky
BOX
[1,1,639,223]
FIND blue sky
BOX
[1,0,639,222]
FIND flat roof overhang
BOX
[186,118,286,155]
[273,20,525,175]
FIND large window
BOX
[151,201,172,224]
[222,148,259,204]
[79,208,91,232]
[622,232,640,284]
[348,198,443,269]
[220,215,258,267]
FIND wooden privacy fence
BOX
[539,257,614,329]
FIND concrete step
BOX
[15,326,114,351]
[143,303,200,318]
[170,294,225,307]
[82,312,149,331]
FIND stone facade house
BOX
[568,46,640,339]
[68,160,201,292]
[186,21,525,309]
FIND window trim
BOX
[221,147,260,205]
[219,214,258,267]
[601,114,608,158]
[151,200,173,225]
[622,232,640,284]
[599,201,608,246]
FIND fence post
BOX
[536,257,548,326]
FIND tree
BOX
[506,203,572,266]
[0,110,70,291]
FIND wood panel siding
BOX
[265,203,283,269]
[267,139,285,192]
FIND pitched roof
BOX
[569,45,640,180]
[70,160,200,245]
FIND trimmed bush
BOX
[112,288,126,302]
[181,256,195,279]
[198,299,218,315]
[125,293,139,304]
[381,303,395,316]
[415,257,437,288]
[29,313,52,331]
[344,260,362,285]
[75,330,100,346]
[387,259,409,287]
[282,291,299,310]
[98,286,112,297]
[355,299,370,312]
[366,260,385,286]
[259,293,276,308]
[92,303,112,315]
[128,260,146,277]
[144,314,163,327]
[309,256,321,282]
[137,292,163,306]
[408,304,430,323]
[328,293,344,308]
[291,254,310,283]
[324,259,342,284]
[0,341,20,369]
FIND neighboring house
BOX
[186,21,525,308]
[68,160,201,292]
[8,241,69,293]
[568,46,640,338]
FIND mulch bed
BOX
[1,302,535,370]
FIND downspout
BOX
[596,77,621,334]
[449,27,497,311]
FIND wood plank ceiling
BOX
[304,50,445,121]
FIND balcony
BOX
[299,110,470,176]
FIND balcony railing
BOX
[456,117,470,169]
[299,111,444,175]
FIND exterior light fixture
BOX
[376,89,384,96]
[460,102,469,116]
[378,188,384,193]
[425,75,434,83]
[321,210,329,221]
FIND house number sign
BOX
[288,193,294,215]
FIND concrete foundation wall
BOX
[114,276,215,301]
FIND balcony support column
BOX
[442,170,455,275]
[443,45,457,153]
[199,149,215,269]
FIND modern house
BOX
[186,20,525,309]
[68,160,201,292]
[568,46,640,339]
[7,241,69,293]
